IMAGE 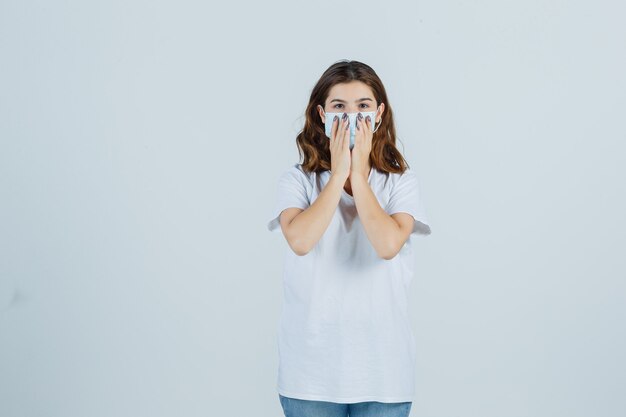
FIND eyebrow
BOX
[329,98,374,103]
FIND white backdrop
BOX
[1,1,625,416]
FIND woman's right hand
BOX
[329,112,351,181]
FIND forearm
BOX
[350,173,402,259]
[285,174,344,255]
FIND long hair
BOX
[296,60,409,175]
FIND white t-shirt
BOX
[267,163,432,404]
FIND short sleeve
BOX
[385,169,432,236]
[267,165,312,233]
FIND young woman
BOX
[267,60,432,417]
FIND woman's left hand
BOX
[350,113,373,179]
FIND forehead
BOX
[326,81,375,101]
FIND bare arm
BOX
[350,172,415,260]
[279,174,345,256]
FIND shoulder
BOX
[393,167,418,180]
[283,163,313,178]
[372,167,419,189]
[277,163,316,186]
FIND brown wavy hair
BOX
[296,59,409,175]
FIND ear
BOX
[376,103,385,124]
[317,104,326,124]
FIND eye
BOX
[332,103,370,109]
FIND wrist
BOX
[349,171,369,183]
[328,172,347,188]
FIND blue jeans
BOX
[278,394,412,417]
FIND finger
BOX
[355,113,364,144]
[330,114,339,148]
[340,112,349,147]
[352,116,359,149]
[343,116,350,151]
[365,114,372,140]
[364,115,373,144]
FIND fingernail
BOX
[342,112,348,120]
[366,116,371,122]
[333,115,338,121]
[358,113,363,120]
